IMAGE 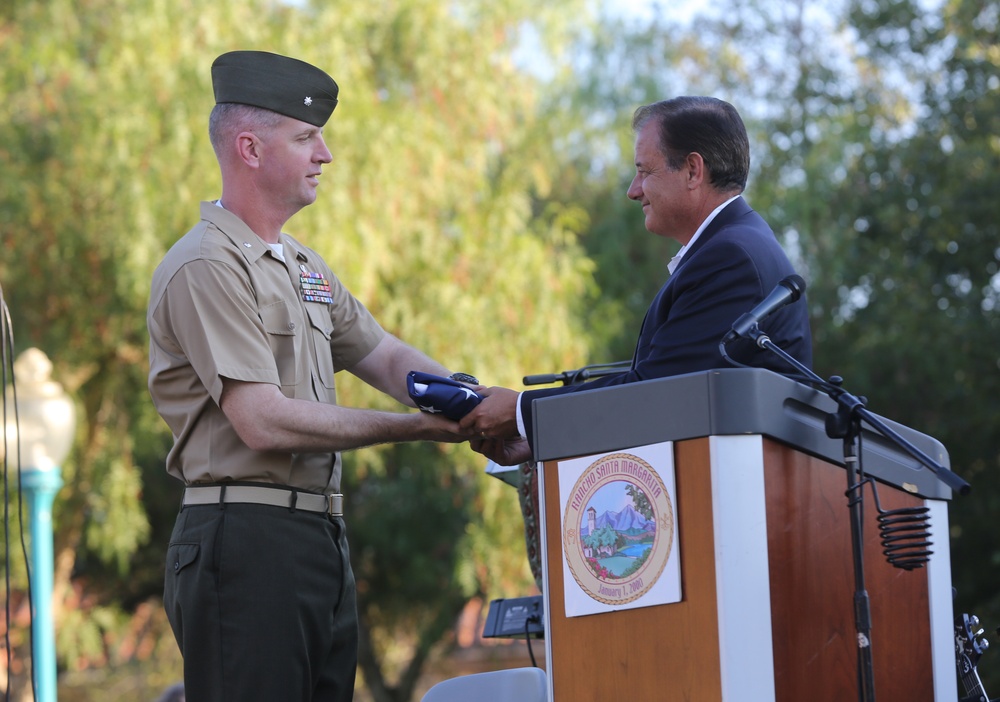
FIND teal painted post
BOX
[22,467,63,702]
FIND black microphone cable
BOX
[2,282,12,702]
[1,285,38,702]
[524,612,540,668]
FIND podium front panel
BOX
[539,437,728,700]
[538,436,955,701]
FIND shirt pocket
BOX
[259,300,301,386]
[305,304,337,390]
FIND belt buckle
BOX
[326,493,343,517]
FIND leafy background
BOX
[1,0,998,699]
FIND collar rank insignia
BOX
[300,271,333,304]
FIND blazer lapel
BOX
[671,196,750,274]
[630,197,751,369]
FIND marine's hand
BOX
[469,436,532,466]
[414,410,471,443]
[459,386,519,439]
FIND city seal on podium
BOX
[562,452,675,606]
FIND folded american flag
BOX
[407,371,483,420]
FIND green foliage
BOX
[81,456,150,572]
[554,1,998,694]
[346,443,479,698]
[588,525,618,553]
[618,546,650,579]
[282,3,594,696]
[3,0,999,698]
[1,0,591,697]
[626,483,653,521]
[57,605,123,671]
[534,10,700,363]
[834,0,1000,690]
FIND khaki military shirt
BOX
[147,202,385,492]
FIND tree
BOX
[530,8,705,363]
[835,0,1000,690]
[550,1,998,693]
[0,0,595,699]
[0,0,200,691]
[293,2,593,698]
[626,483,653,522]
[6,0,993,697]
[586,525,619,558]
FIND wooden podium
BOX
[528,368,957,702]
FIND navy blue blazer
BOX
[520,197,813,446]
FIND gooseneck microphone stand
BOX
[720,325,970,702]
[523,360,631,387]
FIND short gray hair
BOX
[208,103,285,158]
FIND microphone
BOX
[722,274,806,344]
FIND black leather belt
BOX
[182,485,344,517]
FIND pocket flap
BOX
[259,300,297,336]
[167,543,200,574]
[305,304,333,339]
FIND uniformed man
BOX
[147,50,473,702]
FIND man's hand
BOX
[469,436,532,466]
[459,386,520,439]
[412,409,472,444]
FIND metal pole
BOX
[3,349,75,702]
[22,466,63,702]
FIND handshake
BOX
[407,371,530,466]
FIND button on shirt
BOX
[147,202,385,493]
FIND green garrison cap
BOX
[211,51,339,127]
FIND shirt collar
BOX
[203,200,304,266]
[667,194,741,275]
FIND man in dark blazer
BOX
[460,96,812,465]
